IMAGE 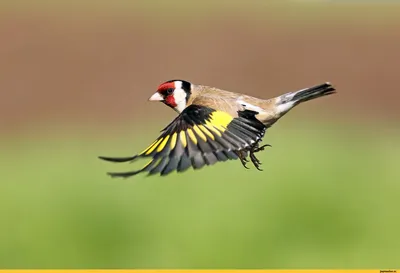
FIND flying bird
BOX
[99,80,336,178]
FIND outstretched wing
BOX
[99,104,266,178]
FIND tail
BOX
[284,82,335,104]
[275,82,336,114]
[291,82,336,104]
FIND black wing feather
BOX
[99,106,267,178]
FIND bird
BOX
[99,80,336,178]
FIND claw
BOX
[253,144,272,153]
[235,150,250,169]
[249,150,263,171]
[249,140,271,171]
[241,160,250,169]
[235,140,271,170]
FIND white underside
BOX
[274,92,297,114]
[275,100,295,114]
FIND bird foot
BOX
[253,144,272,153]
[235,150,250,169]
[236,141,271,171]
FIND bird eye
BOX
[166,88,174,95]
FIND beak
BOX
[148,92,164,101]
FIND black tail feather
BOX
[291,82,336,104]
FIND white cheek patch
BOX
[236,98,265,113]
[173,81,187,113]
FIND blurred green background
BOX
[1,0,400,269]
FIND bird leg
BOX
[253,143,272,153]
[235,140,271,171]
[235,150,249,169]
[248,141,272,171]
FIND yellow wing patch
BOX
[193,125,207,142]
[209,111,233,130]
[99,105,270,178]
[170,132,177,150]
[187,128,197,145]
[140,138,163,155]
[198,125,215,140]
[136,109,234,157]
[180,131,187,148]
[157,135,170,152]
[142,159,154,169]
[205,122,222,137]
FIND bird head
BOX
[149,80,192,113]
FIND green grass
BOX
[1,121,399,268]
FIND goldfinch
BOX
[99,80,336,178]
